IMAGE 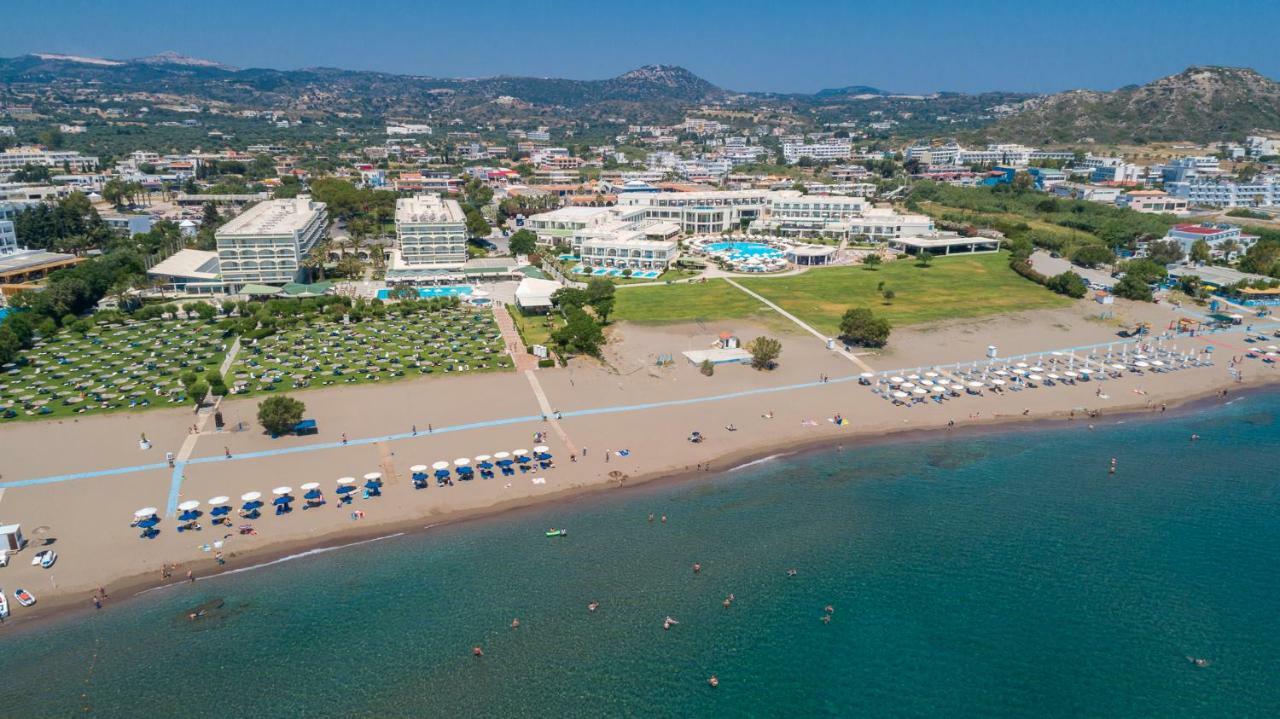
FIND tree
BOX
[187,380,210,405]
[464,207,490,238]
[1113,274,1154,302]
[550,305,605,355]
[1189,239,1212,265]
[747,336,782,370]
[838,308,892,347]
[1071,244,1115,268]
[915,252,933,268]
[862,254,881,270]
[1046,271,1088,299]
[257,395,306,435]
[1146,239,1185,266]
[881,288,896,304]
[508,229,538,256]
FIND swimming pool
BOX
[703,241,783,261]
[572,266,661,279]
[376,286,474,300]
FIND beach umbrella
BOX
[337,477,356,486]
[178,500,201,512]
[452,458,470,467]
[410,464,428,474]
[924,371,939,378]
[304,489,323,500]
[533,446,549,454]
[930,385,946,393]
[1063,371,1078,378]
[990,378,1006,386]
[363,472,382,482]
[241,491,262,502]
[912,388,927,395]
[208,496,230,507]
[1111,363,1126,370]
[1134,361,1150,368]
[889,376,905,385]
[1028,374,1043,382]
[892,390,908,399]
[300,482,320,491]
[967,381,984,388]
[431,461,450,471]
[272,495,292,506]
[273,486,293,496]
[134,506,159,519]
[492,451,510,461]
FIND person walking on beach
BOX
[186,570,194,583]
[412,424,417,436]
[341,433,348,445]
[92,595,102,610]
[224,446,232,459]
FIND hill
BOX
[984,66,1280,144]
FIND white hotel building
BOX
[215,198,328,290]
[617,189,778,234]
[1166,178,1280,208]
[0,219,17,255]
[0,146,99,173]
[393,194,467,269]
[782,141,853,164]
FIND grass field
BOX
[613,279,772,324]
[740,252,1071,334]
[508,305,565,347]
[614,253,1070,332]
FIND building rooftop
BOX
[0,249,82,277]
[147,249,220,280]
[1172,224,1232,235]
[216,199,325,237]
[395,194,465,224]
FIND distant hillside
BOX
[0,55,725,122]
[985,66,1280,144]
[814,85,887,98]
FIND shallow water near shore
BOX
[2,393,1279,717]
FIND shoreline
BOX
[7,375,1270,635]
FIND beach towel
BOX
[617,449,631,457]
[532,477,547,485]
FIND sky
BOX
[4,0,1280,94]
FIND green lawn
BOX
[740,252,1070,334]
[508,305,565,347]
[613,279,771,324]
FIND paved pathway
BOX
[493,304,539,372]
[722,278,876,373]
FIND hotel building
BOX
[215,198,328,290]
[393,194,467,268]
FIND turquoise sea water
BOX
[2,394,1278,717]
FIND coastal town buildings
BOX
[0,146,99,172]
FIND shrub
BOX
[699,359,715,376]
[257,395,306,436]
[839,308,892,347]
[537,358,556,368]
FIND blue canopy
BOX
[517,455,531,463]
[434,469,451,478]
[137,518,159,529]
[210,506,231,517]
[457,465,474,475]
[496,458,514,467]
[336,485,356,495]
[411,471,428,481]
[241,501,261,510]
[364,480,380,489]
[304,489,322,500]
[272,495,292,505]
[537,452,552,460]
[178,510,200,522]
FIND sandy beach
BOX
[1,295,1277,627]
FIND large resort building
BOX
[215,198,328,292]
[393,194,467,269]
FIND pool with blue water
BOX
[376,286,474,300]
[703,241,783,261]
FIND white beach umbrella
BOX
[1151,360,1165,367]
[300,482,321,491]
[860,372,875,379]
[241,491,262,502]
[363,472,382,481]
[991,379,1006,386]
[892,390,908,399]
[453,458,470,467]
[512,449,530,457]
[134,506,159,518]
[431,461,450,471]
[912,388,927,395]
[968,381,984,388]
[272,486,292,495]
[889,376,905,384]
[919,379,935,386]
[533,446,550,454]
[1015,362,1029,369]
[337,476,357,485]
[1047,373,1060,380]
[994,370,1009,376]
[1012,368,1027,375]
[177,500,201,512]
[492,451,510,460]
[906,374,920,381]
[924,371,939,378]
[930,385,946,393]
[1063,371,1078,378]
[473,455,491,463]
[208,496,230,506]
[410,465,428,473]
[1134,361,1150,368]
[1028,374,1043,382]
[900,382,916,390]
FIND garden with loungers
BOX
[226,303,510,396]
[0,316,228,421]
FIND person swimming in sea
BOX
[723,598,731,609]
[511,618,520,629]
[821,615,831,624]
[472,646,484,657]
[588,601,599,613]
[648,514,654,523]
[824,605,834,614]
[787,568,798,578]
[692,562,702,574]
[663,616,679,630]
[708,674,719,688]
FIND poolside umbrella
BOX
[134,506,159,519]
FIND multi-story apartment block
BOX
[0,146,99,172]
[1166,178,1280,208]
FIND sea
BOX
[2,392,1278,718]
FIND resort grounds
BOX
[1,256,1278,626]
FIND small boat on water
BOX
[0,589,8,619]
[14,588,34,607]
[32,550,56,569]
[545,528,567,538]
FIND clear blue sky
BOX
[4,0,1278,94]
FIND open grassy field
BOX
[740,252,1071,334]
[613,278,771,324]
[508,304,565,347]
